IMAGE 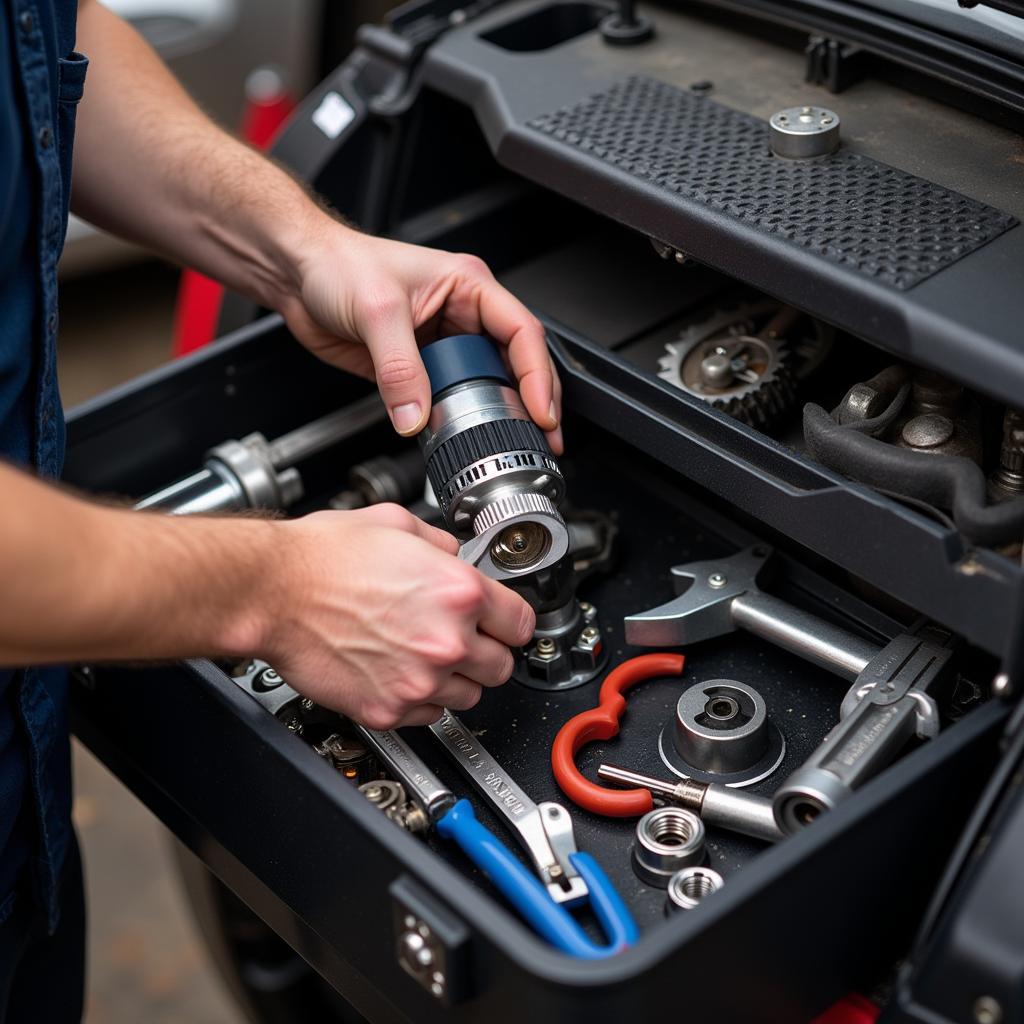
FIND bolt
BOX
[582,626,600,641]
[708,572,728,589]
[993,673,1013,699]
[536,637,557,659]
[579,601,594,615]
[974,996,1003,1024]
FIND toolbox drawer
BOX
[65,317,1010,1022]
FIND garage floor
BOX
[59,260,247,1024]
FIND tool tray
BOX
[65,316,1007,1022]
[64,2,1024,1019]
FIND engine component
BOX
[311,733,371,782]
[552,654,687,818]
[430,709,589,906]
[773,631,952,834]
[600,0,654,45]
[665,867,725,914]
[805,388,1024,545]
[359,779,431,834]
[657,304,800,428]
[660,679,786,787]
[519,599,608,691]
[329,448,427,511]
[597,764,782,843]
[769,105,840,159]
[418,333,568,582]
[990,409,1024,500]
[136,393,386,513]
[631,807,706,887]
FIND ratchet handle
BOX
[437,800,636,959]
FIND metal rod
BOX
[356,726,455,823]
[731,591,877,682]
[598,764,782,843]
[267,393,387,469]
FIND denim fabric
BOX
[1,0,84,933]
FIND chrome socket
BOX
[665,866,725,914]
[631,807,706,887]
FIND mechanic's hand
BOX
[259,503,535,729]
[281,225,563,453]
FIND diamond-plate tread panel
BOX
[528,76,1017,290]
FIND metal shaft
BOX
[730,591,877,682]
[266,394,386,470]
[429,710,587,904]
[356,726,455,823]
[597,764,782,843]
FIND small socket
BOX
[632,807,706,887]
[665,866,725,913]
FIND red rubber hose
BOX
[551,653,685,817]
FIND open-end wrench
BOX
[625,545,879,682]
[356,726,457,823]
[429,710,589,906]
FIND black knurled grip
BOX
[426,418,550,497]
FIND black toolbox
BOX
[65,3,1024,1021]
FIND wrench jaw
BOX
[624,546,773,647]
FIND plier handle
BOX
[437,799,638,959]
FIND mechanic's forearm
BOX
[71,0,327,312]
[0,464,276,665]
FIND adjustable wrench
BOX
[429,710,589,906]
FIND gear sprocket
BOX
[658,303,799,428]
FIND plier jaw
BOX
[537,802,589,906]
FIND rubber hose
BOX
[803,402,1024,545]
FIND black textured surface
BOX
[426,417,552,510]
[528,76,1017,291]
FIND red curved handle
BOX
[551,653,686,817]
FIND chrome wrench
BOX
[429,710,588,906]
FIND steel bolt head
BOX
[769,105,840,159]
[582,626,600,640]
[708,572,728,589]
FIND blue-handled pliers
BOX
[436,798,638,959]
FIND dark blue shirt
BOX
[1,0,86,931]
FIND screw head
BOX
[535,637,557,660]
[582,626,600,640]
[708,572,728,589]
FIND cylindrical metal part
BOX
[135,465,247,514]
[665,866,724,914]
[731,591,877,682]
[597,764,783,843]
[418,335,567,582]
[631,807,706,887]
[699,783,783,843]
[672,679,770,775]
[769,106,840,159]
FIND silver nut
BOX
[632,807,706,887]
[665,866,725,913]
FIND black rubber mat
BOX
[528,76,1017,291]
